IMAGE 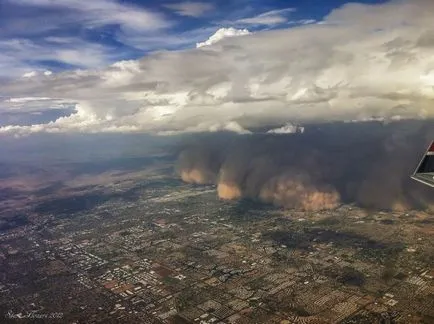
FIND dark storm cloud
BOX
[176,120,434,211]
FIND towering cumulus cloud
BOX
[176,121,434,211]
[1,0,434,135]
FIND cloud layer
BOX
[1,0,434,135]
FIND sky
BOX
[1,0,434,136]
[0,0,387,75]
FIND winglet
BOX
[411,140,434,187]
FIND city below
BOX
[0,157,433,324]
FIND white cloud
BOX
[267,123,304,134]
[0,37,127,77]
[0,0,171,77]
[1,0,434,136]
[222,121,252,134]
[22,71,37,78]
[196,27,250,48]
[115,26,219,51]
[299,19,316,25]
[164,2,214,17]
[1,96,72,117]
[236,8,296,26]
[7,0,169,32]
[7,97,52,103]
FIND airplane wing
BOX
[411,141,434,187]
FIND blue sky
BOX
[0,0,388,77]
